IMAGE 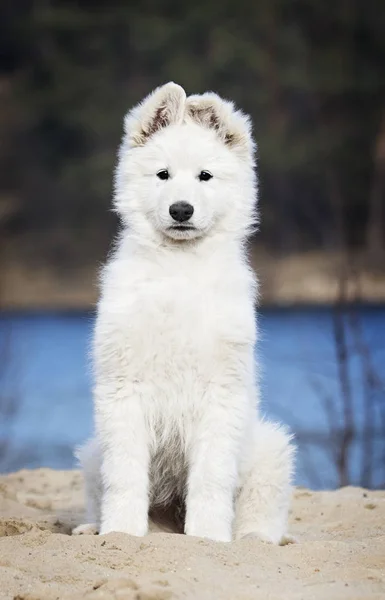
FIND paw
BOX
[185,513,232,542]
[101,492,148,536]
[100,517,148,537]
[72,523,99,535]
[185,527,232,543]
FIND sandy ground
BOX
[0,470,384,600]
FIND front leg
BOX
[234,420,295,544]
[185,387,247,542]
[96,384,150,536]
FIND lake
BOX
[0,307,384,489]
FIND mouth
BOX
[164,223,202,240]
[168,225,196,231]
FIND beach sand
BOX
[0,469,384,599]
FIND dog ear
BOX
[185,93,254,158]
[125,82,186,146]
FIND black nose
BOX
[169,202,194,223]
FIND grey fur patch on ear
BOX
[125,82,186,147]
[185,93,254,157]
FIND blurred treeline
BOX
[1,1,385,306]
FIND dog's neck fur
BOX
[119,224,249,269]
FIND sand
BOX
[0,469,384,600]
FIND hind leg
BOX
[72,437,102,535]
[234,420,295,544]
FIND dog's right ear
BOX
[124,82,186,147]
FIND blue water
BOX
[0,308,384,489]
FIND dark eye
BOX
[199,170,213,182]
[157,169,169,180]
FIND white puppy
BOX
[73,83,295,543]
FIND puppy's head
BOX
[114,82,257,244]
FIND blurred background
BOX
[0,1,384,489]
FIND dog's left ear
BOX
[124,82,186,147]
[185,93,254,158]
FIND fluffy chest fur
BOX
[94,238,257,428]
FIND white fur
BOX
[73,83,295,543]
